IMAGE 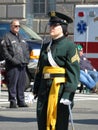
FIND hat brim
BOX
[48,11,73,24]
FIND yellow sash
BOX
[43,66,67,130]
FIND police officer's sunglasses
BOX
[12,25,20,28]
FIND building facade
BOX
[0,0,98,38]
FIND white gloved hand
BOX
[85,69,88,74]
[93,68,96,72]
[27,93,34,104]
[60,98,71,105]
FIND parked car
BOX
[0,21,42,91]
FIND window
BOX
[47,0,56,13]
[33,0,56,17]
[33,0,45,17]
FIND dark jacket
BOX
[1,31,29,69]
[80,55,94,71]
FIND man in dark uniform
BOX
[33,11,80,130]
[1,19,29,108]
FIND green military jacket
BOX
[34,36,80,101]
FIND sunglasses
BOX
[12,25,20,28]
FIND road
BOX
[0,91,98,130]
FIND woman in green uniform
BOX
[33,11,80,130]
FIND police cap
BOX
[48,11,73,26]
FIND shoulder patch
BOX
[71,49,80,63]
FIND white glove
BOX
[93,68,96,72]
[60,98,71,105]
[85,69,88,74]
[27,93,34,104]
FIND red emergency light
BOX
[78,12,84,17]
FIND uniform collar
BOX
[52,36,65,44]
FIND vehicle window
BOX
[19,28,30,39]
[21,24,42,40]
[0,23,10,38]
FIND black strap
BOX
[43,73,67,79]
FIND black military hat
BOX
[48,11,73,26]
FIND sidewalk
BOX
[0,91,7,107]
[0,85,96,105]
[0,89,37,108]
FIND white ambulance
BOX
[74,5,98,69]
